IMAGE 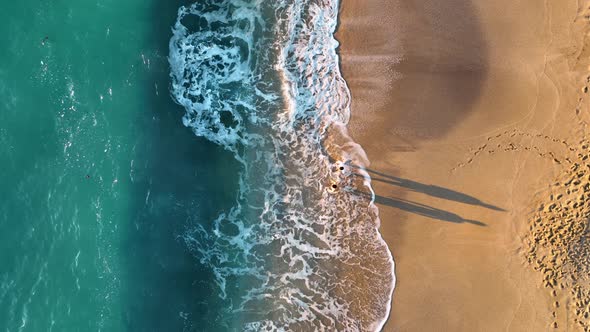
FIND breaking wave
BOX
[169,0,395,330]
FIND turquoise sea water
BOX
[1,0,394,330]
[1,0,237,330]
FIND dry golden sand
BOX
[337,0,590,330]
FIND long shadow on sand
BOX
[354,188,486,226]
[366,168,505,212]
[374,195,486,226]
[350,166,502,226]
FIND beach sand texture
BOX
[338,0,590,330]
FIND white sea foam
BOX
[169,1,395,330]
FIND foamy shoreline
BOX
[332,2,397,330]
[170,1,396,329]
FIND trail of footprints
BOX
[524,138,590,331]
[449,13,590,326]
[447,5,590,327]
[454,68,590,171]
[454,132,590,329]
[452,129,577,171]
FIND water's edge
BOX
[333,1,396,330]
[169,0,396,329]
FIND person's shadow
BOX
[367,168,505,212]
[374,195,487,226]
[351,166,504,226]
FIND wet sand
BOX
[337,0,590,330]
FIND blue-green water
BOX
[1,0,395,330]
[1,0,239,330]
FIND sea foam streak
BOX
[169,1,395,330]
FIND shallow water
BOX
[1,0,394,330]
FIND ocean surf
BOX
[168,1,395,330]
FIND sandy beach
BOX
[337,0,590,330]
